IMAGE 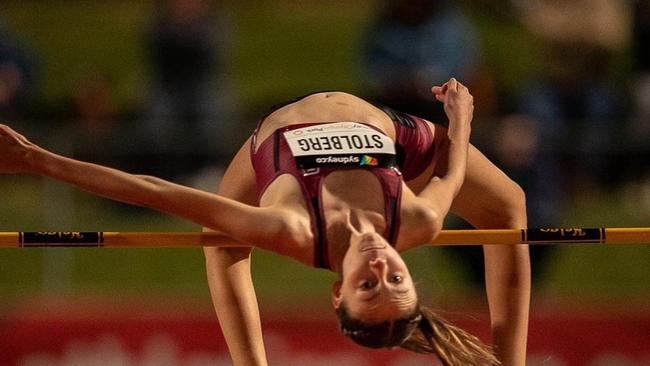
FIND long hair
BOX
[337,304,500,366]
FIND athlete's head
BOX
[331,231,419,346]
[331,232,501,365]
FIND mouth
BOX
[357,232,388,252]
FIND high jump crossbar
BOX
[0,228,648,248]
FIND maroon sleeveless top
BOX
[251,103,438,269]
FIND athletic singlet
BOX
[251,95,440,269]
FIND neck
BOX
[321,170,386,273]
[327,208,384,273]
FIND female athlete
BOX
[0,78,530,365]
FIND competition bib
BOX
[283,122,396,169]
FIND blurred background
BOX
[0,0,648,365]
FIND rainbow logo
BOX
[360,155,378,166]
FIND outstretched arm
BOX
[0,124,283,249]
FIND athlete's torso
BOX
[251,92,443,269]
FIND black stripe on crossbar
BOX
[526,228,603,244]
[20,232,103,247]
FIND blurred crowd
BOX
[1,0,649,280]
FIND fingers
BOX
[448,78,471,95]
[0,125,13,140]
[432,78,467,95]
[446,77,458,92]
[431,86,445,103]
[432,78,469,104]
[0,124,31,146]
[431,86,444,94]
[0,124,18,136]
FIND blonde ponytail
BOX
[400,306,501,366]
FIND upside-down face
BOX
[332,232,418,322]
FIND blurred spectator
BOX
[361,0,485,123]
[517,0,631,190]
[65,69,126,168]
[493,115,563,227]
[630,0,650,160]
[631,0,650,146]
[70,70,117,138]
[624,0,650,218]
[141,0,234,179]
[0,18,37,120]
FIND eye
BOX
[360,280,375,290]
[391,275,403,283]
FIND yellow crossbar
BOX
[0,228,648,248]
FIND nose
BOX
[369,258,388,281]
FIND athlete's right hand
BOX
[0,124,41,173]
[431,78,474,139]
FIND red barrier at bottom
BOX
[0,300,648,366]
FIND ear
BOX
[331,280,343,309]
